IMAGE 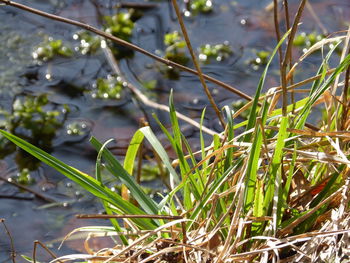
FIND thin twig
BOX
[76,214,183,220]
[171,0,225,128]
[281,0,307,116]
[283,0,295,110]
[0,175,56,203]
[273,0,283,66]
[0,218,16,263]
[341,49,350,130]
[102,44,218,136]
[0,0,252,101]
[33,240,61,263]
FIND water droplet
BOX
[100,40,107,48]
[199,54,207,61]
[184,10,191,17]
[206,0,212,7]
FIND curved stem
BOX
[171,0,225,128]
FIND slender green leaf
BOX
[90,137,159,218]
[0,130,155,230]
[96,139,128,245]
[124,129,145,175]
[244,28,291,142]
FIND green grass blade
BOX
[223,106,234,171]
[96,139,128,245]
[244,99,269,213]
[244,28,291,142]
[264,116,289,223]
[199,108,208,174]
[124,129,145,175]
[139,126,180,185]
[188,159,243,228]
[90,137,159,218]
[0,130,155,230]
[295,50,349,129]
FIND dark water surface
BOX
[0,0,349,261]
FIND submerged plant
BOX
[11,168,35,185]
[73,30,101,55]
[0,94,69,153]
[293,31,325,48]
[32,37,73,62]
[249,50,271,70]
[189,0,213,14]
[198,42,232,63]
[161,31,190,79]
[91,75,125,100]
[104,12,134,42]
[66,121,89,136]
[164,31,189,66]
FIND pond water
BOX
[0,0,349,261]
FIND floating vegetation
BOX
[32,37,73,62]
[293,32,324,48]
[164,31,189,65]
[249,50,271,70]
[91,75,125,100]
[185,0,213,16]
[0,94,69,169]
[0,94,69,146]
[160,31,190,79]
[72,30,101,55]
[141,80,157,91]
[11,168,35,185]
[198,41,232,63]
[104,12,134,42]
[66,121,89,136]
